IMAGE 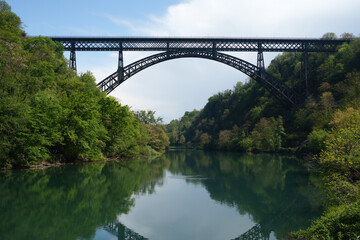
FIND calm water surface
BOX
[0,150,323,240]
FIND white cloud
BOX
[97,0,360,122]
[110,0,360,37]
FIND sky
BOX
[7,0,360,122]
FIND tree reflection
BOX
[0,151,322,240]
[0,157,169,240]
[166,150,323,239]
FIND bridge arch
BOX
[97,50,297,104]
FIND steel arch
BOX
[97,50,297,104]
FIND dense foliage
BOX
[166,34,359,154]
[166,33,360,238]
[0,1,169,168]
[290,107,360,239]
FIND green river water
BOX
[0,150,324,240]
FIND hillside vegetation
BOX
[166,34,360,238]
[166,35,359,153]
[0,1,169,169]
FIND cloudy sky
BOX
[8,0,360,122]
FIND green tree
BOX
[250,116,285,152]
[55,73,107,161]
[321,32,337,39]
[99,96,141,158]
[0,2,170,167]
[319,108,360,202]
[134,110,163,125]
[218,130,233,150]
[199,133,212,148]
[307,129,329,153]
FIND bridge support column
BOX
[166,42,170,57]
[257,51,265,69]
[212,42,217,59]
[257,51,265,78]
[301,51,309,98]
[257,42,265,78]
[118,44,124,83]
[70,41,77,71]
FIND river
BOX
[0,150,323,240]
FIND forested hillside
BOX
[167,34,359,153]
[0,1,169,169]
[166,33,360,238]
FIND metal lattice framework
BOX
[98,50,297,104]
[232,224,270,240]
[104,220,268,240]
[51,37,348,52]
[104,221,148,240]
[50,36,350,104]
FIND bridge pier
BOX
[257,51,265,79]
[257,43,265,78]
[118,44,124,83]
[257,51,264,69]
[166,42,170,57]
[213,41,217,59]
[70,41,77,71]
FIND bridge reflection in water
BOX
[105,197,300,240]
[104,185,300,240]
[104,221,148,240]
[232,224,270,240]
[104,220,270,240]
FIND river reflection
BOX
[0,150,323,240]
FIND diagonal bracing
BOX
[97,50,297,105]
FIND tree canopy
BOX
[0,1,169,168]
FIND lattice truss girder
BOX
[52,37,349,104]
[54,37,348,52]
[97,50,297,104]
[232,223,270,240]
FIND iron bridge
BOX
[50,37,350,105]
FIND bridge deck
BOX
[50,37,349,52]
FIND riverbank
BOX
[1,149,167,171]
[289,108,360,239]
